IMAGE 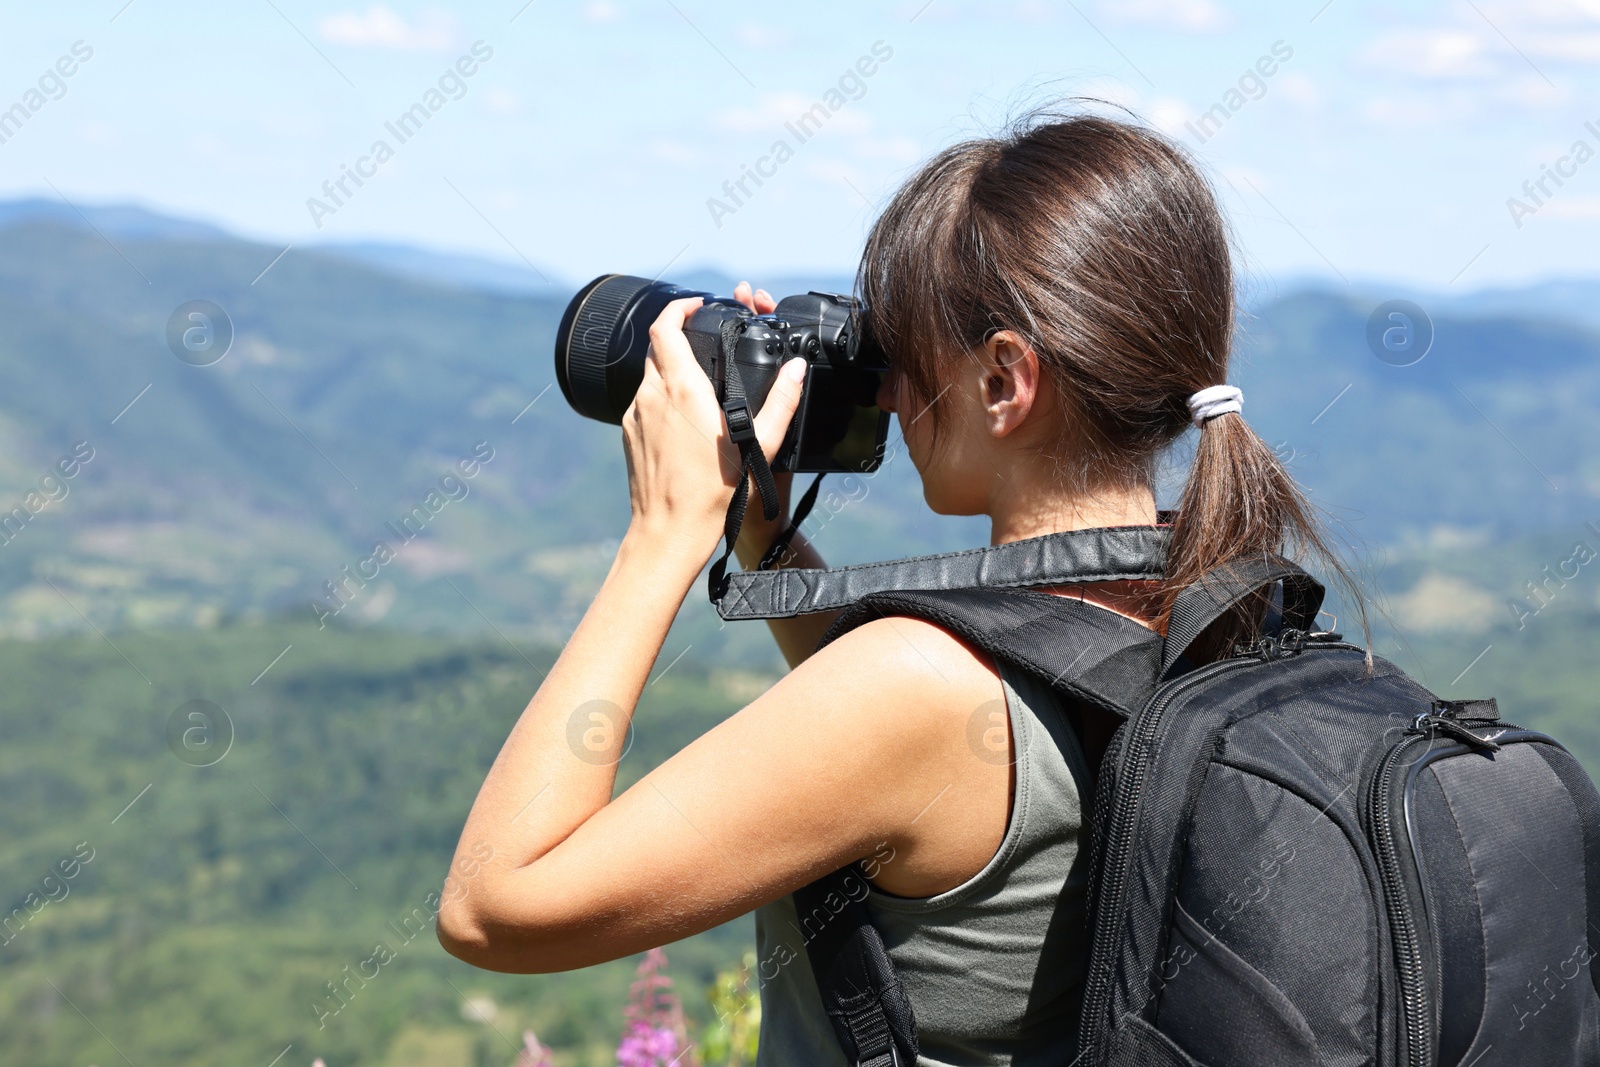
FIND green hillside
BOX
[3,562,1598,1065]
[1,621,771,1066]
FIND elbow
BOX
[435,892,567,974]
[435,901,492,966]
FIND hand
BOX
[621,288,806,555]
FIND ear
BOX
[978,330,1042,437]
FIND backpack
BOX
[777,549,1600,1067]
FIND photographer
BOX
[437,110,1339,1064]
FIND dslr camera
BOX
[555,275,890,473]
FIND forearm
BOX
[442,528,703,923]
[734,526,839,669]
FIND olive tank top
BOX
[752,660,1095,1066]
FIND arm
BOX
[437,607,1004,973]
[437,297,1009,973]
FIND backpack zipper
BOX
[1368,732,1435,1067]
[1079,636,1359,1054]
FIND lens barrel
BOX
[555,274,708,424]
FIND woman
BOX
[437,110,1341,1064]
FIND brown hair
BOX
[858,106,1359,654]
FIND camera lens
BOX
[554,274,709,424]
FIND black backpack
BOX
[783,552,1600,1067]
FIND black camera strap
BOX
[708,325,783,604]
[758,472,825,571]
[714,523,1171,620]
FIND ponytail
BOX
[1164,409,1364,660]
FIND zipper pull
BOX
[1434,697,1500,722]
[1409,711,1501,751]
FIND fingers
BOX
[734,281,778,315]
[645,296,707,386]
[754,357,808,462]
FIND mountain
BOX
[0,197,234,243]
[0,197,858,304]
[318,240,562,295]
[0,204,973,671]
[0,198,1596,671]
[1231,284,1599,544]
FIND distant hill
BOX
[0,197,1596,668]
[0,197,234,243]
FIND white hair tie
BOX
[1187,384,1243,428]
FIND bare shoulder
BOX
[783,614,1001,738]
[717,612,1007,804]
[728,615,1011,896]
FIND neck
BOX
[987,475,1158,546]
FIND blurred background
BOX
[2,0,1598,1064]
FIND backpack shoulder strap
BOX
[793,867,918,1067]
[798,562,1327,1067]
[1160,555,1325,679]
[797,586,1162,1067]
[819,586,1164,719]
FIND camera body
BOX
[680,291,887,473]
[555,275,889,473]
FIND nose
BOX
[875,367,899,414]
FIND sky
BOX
[0,0,1597,293]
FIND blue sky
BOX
[0,0,1596,291]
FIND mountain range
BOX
[0,196,1596,669]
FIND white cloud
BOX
[1277,72,1321,108]
[484,88,521,115]
[1522,31,1600,62]
[79,120,120,145]
[714,93,872,136]
[1482,0,1600,26]
[1146,97,1194,137]
[804,160,875,201]
[1542,194,1600,220]
[1497,73,1573,108]
[582,1,622,23]
[1100,0,1229,33]
[1362,4,1600,80]
[716,93,813,132]
[648,139,701,164]
[853,135,922,162]
[1360,28,1499,80]
[1012,0,1057,21]
[1361,92,1460,126]
[318,5,458,52]
[735,24,793,49]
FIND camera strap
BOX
[713,523,1171,620]
[707,327,783,605]
[758,472,825,570]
